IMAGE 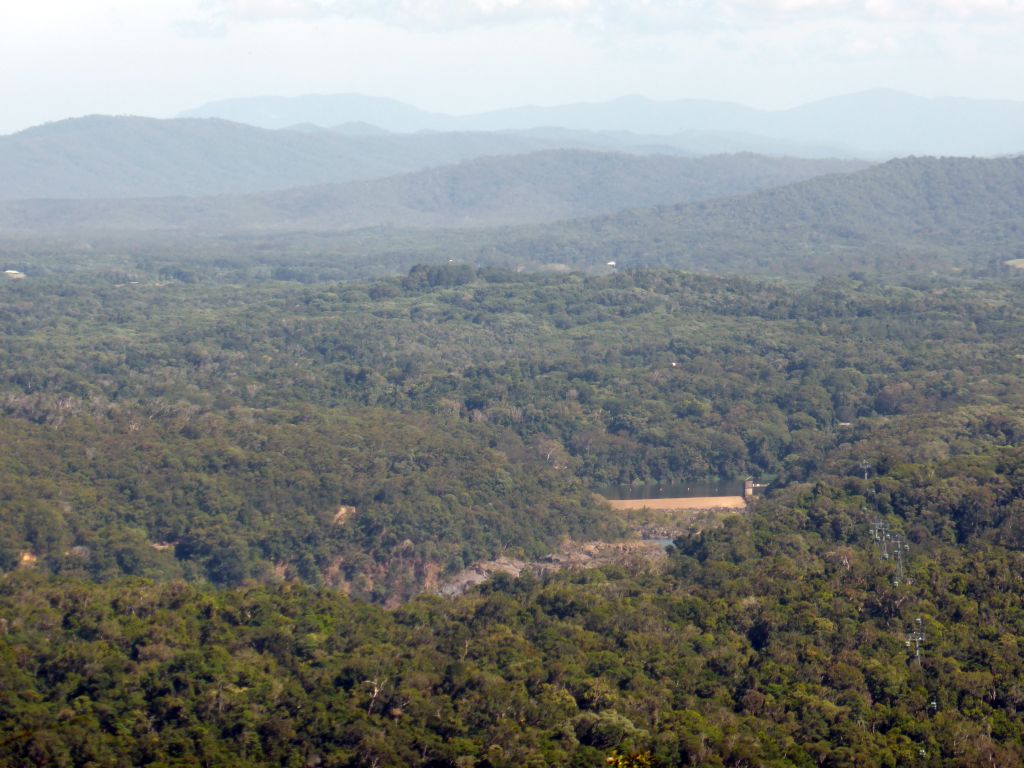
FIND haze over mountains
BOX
[11,0,1024,755]
[0,116,638,200]
[5,87,1022,207]
[181,90,1024,158]
[0,113,865,203]
[0,151,866,233]
[4,89,1024,283]
[8,155,1022,286]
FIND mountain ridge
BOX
[458,155,1024,276]
[0,150,868,233]
[180,89,1024,158]
[0,115,689,200]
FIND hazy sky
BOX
[3,0,1024,135]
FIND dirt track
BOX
[605,496,747,511]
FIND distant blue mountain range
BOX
[180,89,1024,158]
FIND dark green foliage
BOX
[0,405,616,599]
[1,269,1023,598]
[3,263,1024,763]
[4,444,1024,765]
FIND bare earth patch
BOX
[333,505,356,525]
[18,552,38,568]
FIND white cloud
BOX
[2,0,1023,135]
[191,0,1024,29]
[191,0,611,27]
[837,33,901,57]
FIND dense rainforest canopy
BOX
[2,263,1024,765]
[4,440,1024,766]
[1,268,1022,597]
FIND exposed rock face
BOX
[436,557,533,597]
[435,541,670,597]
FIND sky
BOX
[2,0,1024,135]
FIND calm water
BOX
[597,479,748,501]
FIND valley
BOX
[3,85,1024,766]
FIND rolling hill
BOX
[0,151,867,233]
[0,116,657,200]
[5,157,1019,284]
[461,155,1024,276]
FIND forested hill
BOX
[43,155,1018,283]
[0,116,624,200]
[6,432,1024,765]
[0,151,866,233]
[449,155,1024,277]
[2,268,1023,601]
[4,266,1024,762]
